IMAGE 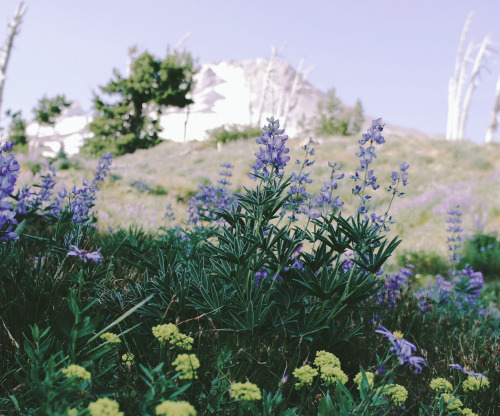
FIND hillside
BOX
[17,128,500,264]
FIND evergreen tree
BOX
[5,109,27,147]
[86,49,196,156]
[33,94,71,126]
[350,98,364,135]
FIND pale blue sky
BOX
[1,0,499,142]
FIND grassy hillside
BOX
[17,132,500,265]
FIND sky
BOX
[1,0,500,143]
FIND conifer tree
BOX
[87,49,196,155]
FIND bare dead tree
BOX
[282,58,305,129]
[458,36,495,140]
[447,11,474,140]
[446,11,496,141]
[0,2,27,123]
[256,47,277,127]
[485,74,500,143]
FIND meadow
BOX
[0,118,499,415]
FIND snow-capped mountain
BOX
[22,58,434,157]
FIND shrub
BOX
[207,124,262,146]
[461,233,500,281]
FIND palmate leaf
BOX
[287,305,329,342]
[291,263,347,301]
[351,236,401,273]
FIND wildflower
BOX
[252,117,290,176]
[319,365,348,386]
[122,353,134,364]
[67,245,102,263]
[155,400,197,416]
[230,381,262,401]
[460,408,478,416]
[62,364,91,380]
[449,364,488,380]
[381,384,408,406]
[375,325,427,373]
[67,408,78,416]
[314,351,341,369]
[100,332,121,344]
[430,377,453,392]
[87,398,123,416]
[462,375,490,392]
[354,371,375,389]
[172,354,200,379]
[152,324,194,350]
[0,140,19,241]
[439,393,463,411]
[153,323,179,342]
[92,152,113,190]
[292,365,318,389]
[375,267,412,308]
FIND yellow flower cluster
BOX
[292,365,318,389]
[87,398,124,416]
[460,408,478,416]
[152,324,194,350]
[172,354,200,380]
[67,408,78,416]
[314,351,341,369]
[155,400,197,416]
[382,384,408,406]
[122,353,134,364]
[230,381,262,401]
[62,364,91,380]
[354,371,375,389]
[100,332,121,344]
[440,393,463,411]
[320,365,348,387]
[462,375,490,392]
[429,377,453,392]
[293,351,349,390]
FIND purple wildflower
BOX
[446,205,463,269]
[449,364,488,380]
[92,152,112,190]
[0,140,20,241]
[252,117,290,176]
[67,245,102,263]
[375,325,427,374]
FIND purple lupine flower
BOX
[446,205,463,268]
[449,364,488,380]
[0,141,19,241]
[67,245,102,263]
[375,266,412,308]
[15,186,32,215]
[164,203,176,222]
[70,180,97,223]
[375,325,427,374]
[251,117,290,176]
[92,152,112,190]
[351,119,385,213]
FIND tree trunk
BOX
[0,2,27,123]
[485,74,500,143]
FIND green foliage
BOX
[207,124,262,146]
[5,109,27,148]
[300,89,364,137]
[460,233,500,281]
[33,94,71,126]
[397,250,450,277]
[86,48,197,156]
